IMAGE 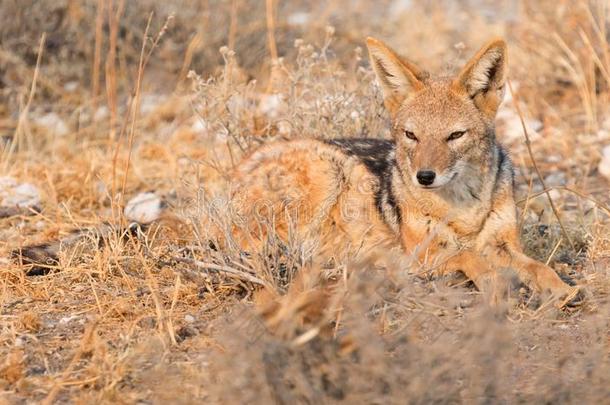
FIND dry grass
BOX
[1,0,609,403]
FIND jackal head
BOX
[366,37,507,190]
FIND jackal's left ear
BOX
[454,39,507,117]
[366,37,427,116]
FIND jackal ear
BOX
[454,39,507,117]
[366,37,426,116]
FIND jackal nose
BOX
[416,170,436,186]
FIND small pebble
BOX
[124,192,163,223]
[598,145,610,181]
[0,177,41,208]
[35,112,69,136]
[59,315,78,325]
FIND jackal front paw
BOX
[552,285,584,308]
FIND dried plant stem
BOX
[229,0,239,50]
[168,274,182,338]
[91,0,105,110]
[144,260,177,346]
[265,0,278,61]
[177,32,204,86]
[586,3,610,87]
[545,237,563,266]
[105,0,124,141]
[5,33,46,170]
[120,13,153,201]
[507,80,575,250]
[120,13,173,202]
[109,102,133,223]
[519,176,536,231]
[516,186,610,217]
[553,32,597,132]
[174,257,269,287]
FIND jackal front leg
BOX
[491,245,578,304]
[439,250,500,303]
[480,201,579,305]
[401,229,498,298]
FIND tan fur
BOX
[228,140,399,259]
[219,38,578,304]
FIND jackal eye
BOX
[447,130,466,141]
[404,130,418,141]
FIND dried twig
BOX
[516,185,610,217]
[265,0,278,61]
[173,256,269,287]
[508,80,575,250]
[4,33,46,168]
[91,0,105,110]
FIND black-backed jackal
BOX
[226,37,578,304]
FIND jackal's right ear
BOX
[366,37,426,116]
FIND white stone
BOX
[277,121,291,136]
[35,112,69,136]
[95,181,109,202]
[140,94,163,115]
[544,172,566,186]
[599,145,610,181]
[497,106,542,143]
[287,11,310,26]
[0,176,17,192]
[0,180,40,208]
[93,105,109,122]
[259,94,284,119]
[390,0,413,15]
[64,81,79,92]
[59,315,78,324]
[124,192,163,223]
[596,129,609,140]
[191,118,208,133]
